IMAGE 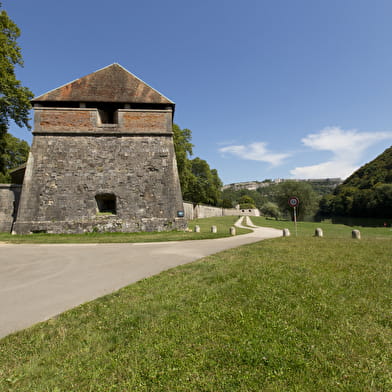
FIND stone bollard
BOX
[211,225,217,233]
[194,225,200,233]
[315,228,323,237]
[352,229,361,239]
[283,228,290,237]
[230,226,236,236]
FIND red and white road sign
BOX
[288,196,299,208]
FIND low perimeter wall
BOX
[183,202,260,220]
[0,184,22,232]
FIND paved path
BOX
[0,219,281,338]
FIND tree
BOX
[172,124,193,195]
[238,195,256,209]
[318,194,335,218]
[0,4,33,176]
[221,198,233,208]
[221,187,268,209]
[0,132,29,182]
[275,180,318,220]
[183,157,222,206]
[318,147,392,218]
[172,124,223,206]
[370,184,392,217]
[330,186,357,217]
[260,201,281,219]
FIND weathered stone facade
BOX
[0,184,22,232]
[13,64,186,234]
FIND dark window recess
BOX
[87,103,122,124]
[98,109,116,124]
[90,103,117,124]
[95,194,116,214]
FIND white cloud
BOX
[291,127,392,179]
[291,161,359,179]
[219,142,290,167]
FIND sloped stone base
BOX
[13,217,187,234]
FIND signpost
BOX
[288,196,299,236]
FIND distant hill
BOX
[319,146,392,219]
[342,146,392,189]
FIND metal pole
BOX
[294,206,297,237]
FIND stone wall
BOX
[183,202,195,220]
[183,202,260,220]
[0,184,22,232]
[14,107,186,234]
[233,207,261,217]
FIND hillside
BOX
[342,145,392,188]
[319,146,392,219]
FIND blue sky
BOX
[4,0,392,184]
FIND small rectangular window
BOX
[95,193,116,214]
[98,109,117,124]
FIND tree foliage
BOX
[173,124,223,206]
[172,124,193,194]
[274,181,319,220]
[221,187,269,209]
[0,132,29,182]
[0,4,33,176]
[238,195,256,209]
[342,146,392,188]
[318,146,392,218]
[260,201,281,220]
[183,157,222,206]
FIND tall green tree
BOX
[275,180,319,220]
[260,201,281,220]
[183,157,222,206]
[238,195,256,208]
[0,3,33,176]
[173,124,223,206]
[172,124,193,195]
[0,132,29,182]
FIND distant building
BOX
[223,178,342,191]
[222,181,262,191]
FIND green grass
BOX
[0,221,391,391]
[250,216,392,240]
[0,216,249,243]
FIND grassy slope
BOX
[0,216,249,243]
[0,220,391,391]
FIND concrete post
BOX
[211,225,217,233]
[194,225,200,233]
[315,228,323,237]
[352,229,361,239]
[230,226,236,236]
[283,228,290,237]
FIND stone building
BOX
[11,64,186,234]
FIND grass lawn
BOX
[0,219,391,391]
[250,216,392,240]
[0,216,250,244]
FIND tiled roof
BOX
[32,63,174,104]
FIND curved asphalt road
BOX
[0,218,281,338]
